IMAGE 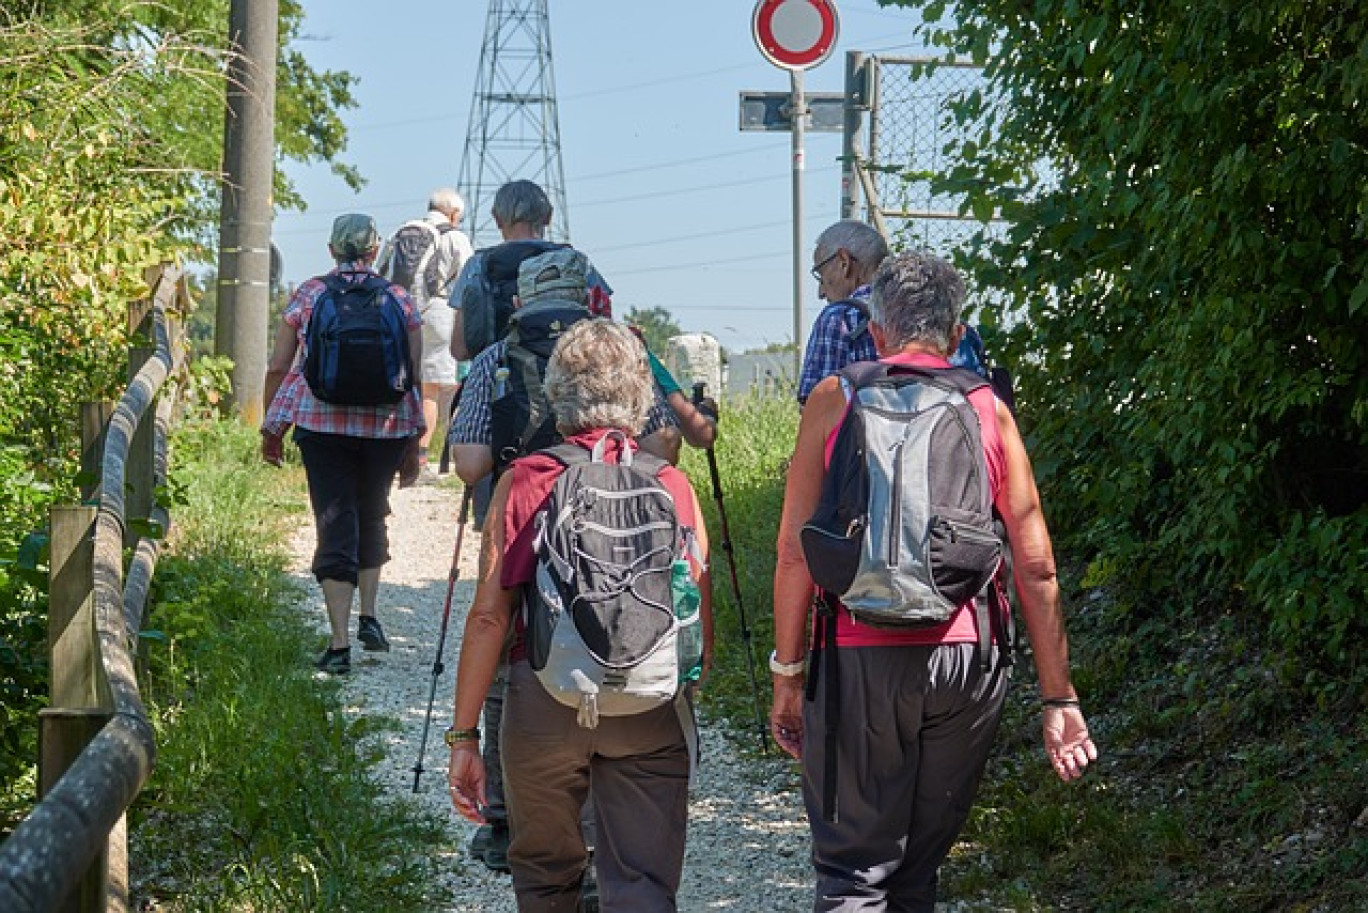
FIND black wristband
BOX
[1041,697,1080,709]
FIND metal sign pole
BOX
[790,66,806,379]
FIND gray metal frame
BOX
[840,54,1002,257]
[458,0,571,249]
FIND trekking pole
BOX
[412,486,473,792]
[693,382,771,756]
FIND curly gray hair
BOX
[868,250,966,353]
[544,320,653,436]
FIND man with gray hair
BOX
[377,187,474,479]
[449,179,612,363]
[797,219,890,404]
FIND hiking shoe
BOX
[357,616,390,652]
[578,856,599,913]
[482,819,511,873]
[315,646,351,675]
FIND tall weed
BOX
[133,418,447,912]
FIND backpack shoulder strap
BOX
[541,442,591,470]
[838,360,891,391]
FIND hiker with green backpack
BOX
[446,319,713,912]
[771,250,1097,911]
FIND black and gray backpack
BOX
[488,298,589,474]
[524,435,698,727]
[801,361,1003,628]
[379,219,455,306]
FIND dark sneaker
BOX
[357,616,390,652]
[482,819,511,874]
[315,646,351,675]
[578,855,599,913]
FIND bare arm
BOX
[447,474,518,821]
[667,391,718,450]
[453,444,494,485]
[993,400,1097,781]
[769,374,843,758]
[262,319,298,420]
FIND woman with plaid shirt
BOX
[261,213,425,675]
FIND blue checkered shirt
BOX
[797,286,877,404]
[448,341,676,447]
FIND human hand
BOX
[770,676,805,760]
[260,429,284,467]
[1043,705,1097,781]
[447,744,488,823]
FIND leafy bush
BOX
[895,0,1368,689]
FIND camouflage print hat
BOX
[329,213,380,260]
[517,248,589,305]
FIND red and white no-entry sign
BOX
[752,0,840,71]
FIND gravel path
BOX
[287,480,815,911]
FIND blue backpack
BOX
[303,274,413,406]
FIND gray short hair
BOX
[868,250,966,353]
[428,187,464,216]
[814,220,889,280]
[492,180,552,230]
[544,320,653,437]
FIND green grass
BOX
[678,392,798,745]
[130,418,451,912]
[684,393,1368,911]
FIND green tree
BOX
[623,305,684,356]
[892,0,1368,672]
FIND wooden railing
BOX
[0,264,192,913]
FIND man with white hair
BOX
[379,187,474,478]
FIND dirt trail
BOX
[287,481,813,911]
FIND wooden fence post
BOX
[37,708,113,913]
[49,507,100,710]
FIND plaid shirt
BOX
[796,285,877,404]
[262,264,425,438]
[449,340,675,447]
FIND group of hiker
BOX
[259,178,1097,912]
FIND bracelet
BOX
[444,726,481,747]
[1041,697,1080,709]
[769,650,806,677]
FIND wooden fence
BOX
[0,264,192,912]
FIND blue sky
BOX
[274,1,933,353]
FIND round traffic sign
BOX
[752,0,840,71]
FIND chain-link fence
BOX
[842,55,1005,261]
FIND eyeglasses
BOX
[810,250,840,281]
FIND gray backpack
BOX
[378,219,454,307]
[800,362,1002,627]
[524,435,696,727]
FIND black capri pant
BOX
[293,429,409,585]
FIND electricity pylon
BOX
[458,0,570,248]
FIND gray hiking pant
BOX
[501,660,689,912]
[803,643,1008,912]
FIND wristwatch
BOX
[769,650,806,677]
[444,726,480,747]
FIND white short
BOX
[420,300,458,386]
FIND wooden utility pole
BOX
[215,0,278,425]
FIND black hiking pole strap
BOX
[703,444,770,756]
[412,487,473,793]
